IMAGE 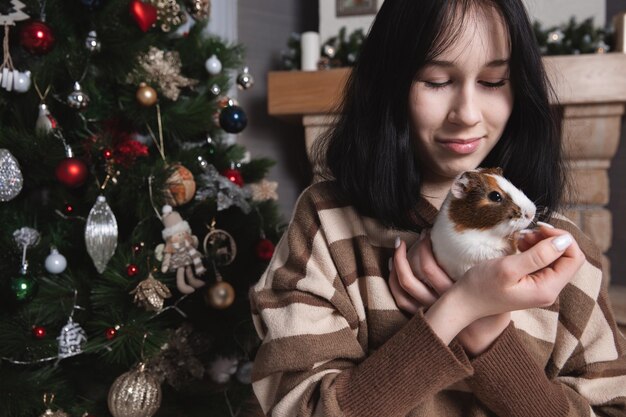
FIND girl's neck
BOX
[420,179,454,210]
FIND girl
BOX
[250,0,626,416]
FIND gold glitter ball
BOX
[108,364,162,417]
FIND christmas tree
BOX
[0,1,282,416]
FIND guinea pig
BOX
[430,167,536,281]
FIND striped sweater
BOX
[250,180,626,417]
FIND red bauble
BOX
[126,264,139,277]
[129,0,158,32]
[20,20,56,55]
[32,325,46,339]
[105,327,117,340]
[56,158,88,188]
[64,203,74,214]
[222,168,244,187]
[102,148,113,160]
[255,238,275,261]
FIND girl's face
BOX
[409,7,513,189]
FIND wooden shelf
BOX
[267,54,626,117]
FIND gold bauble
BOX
[108,363,162,417]
[205,281,235,309]
[162,164,196,206]
[40,409,69,417]
[136,83,158,107]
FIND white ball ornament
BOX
[45,248,67,274]
[13,70,32,93]
[204,54,222,75]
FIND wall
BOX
[237,1,316,219]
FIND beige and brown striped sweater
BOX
[250,181,626,417]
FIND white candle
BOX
[301,31,321,71]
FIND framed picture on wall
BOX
[336,0,377,17]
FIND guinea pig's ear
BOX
[451,171,471,199]
[478,167,503,176]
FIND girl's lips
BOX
[437,137,483,154]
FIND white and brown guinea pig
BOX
[430,167,536,281]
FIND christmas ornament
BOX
[255,238,275,261]
[132,242,145,255]
[80,0,105,10]
[219,105,247,134]
[12,70,31,92]
[64,203,74,214]
[136,82,158,106]
[128,47,198,101]
[160,205,206,294]
[221,167,244,187]
[208,356,238,383]
[248,179,279,202]
[38,394,69,417]
[163,164,196,206]
[127,264,139,277]
[205,279,234,309]
[236,360,253,384]
[236,66,254,90]
[45,248,67,274]
[67,81,90,110]
[547,29,564,44]
[19,20,55,54]
[171,8,195,37]
[130,273,171,311]
[57,316,87,358]
[85,30,101,52]
[129,0,158,32]
[105,326,118,340]
[202,221,236,266]
[108,362,162,417]
[11,227,40,301]
[102,148,113,160]
[0,1,29,25]
[35,103,58,133]
[185,0,210,20]
[0,148,23,201]
[85,196,118,274]
[55,145,88,188]
[204,54,221,75]
[147,0,185,32]
[11,274,37,301]
[195,164,251,213]
[209,83,220,95]
[32,325,47,339]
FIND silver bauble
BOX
[85,30,101,52]
[236,66,254,90]
[67,82,90,110]
[204,54,222,75]
[108,363,162,417]
[0,148,23,202]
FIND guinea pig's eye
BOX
[488,191,503,202]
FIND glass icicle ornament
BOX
[85,195,118,273]
[35,103,58,133]
[108,362,162,417]
[0,148,23,201]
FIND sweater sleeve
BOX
[249,185,473,417]
[467,218,626,417]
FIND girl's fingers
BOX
[393,240,438,306]
[412,233,453,295]
[388,264,421,314]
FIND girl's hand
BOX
[389,233,510,355]
[389,224,585,352]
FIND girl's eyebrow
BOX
[425,58,510,68]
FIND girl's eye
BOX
[423,80,451,90]
[479,80,508,89]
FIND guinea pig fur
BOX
[430,168,536,281]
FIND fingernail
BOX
[388,257,393,271]
[552,234,572,251]
[519,229,533,235]
[395,236,401,248]
[537,221,554,229]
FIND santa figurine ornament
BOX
[160,205,206,294]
